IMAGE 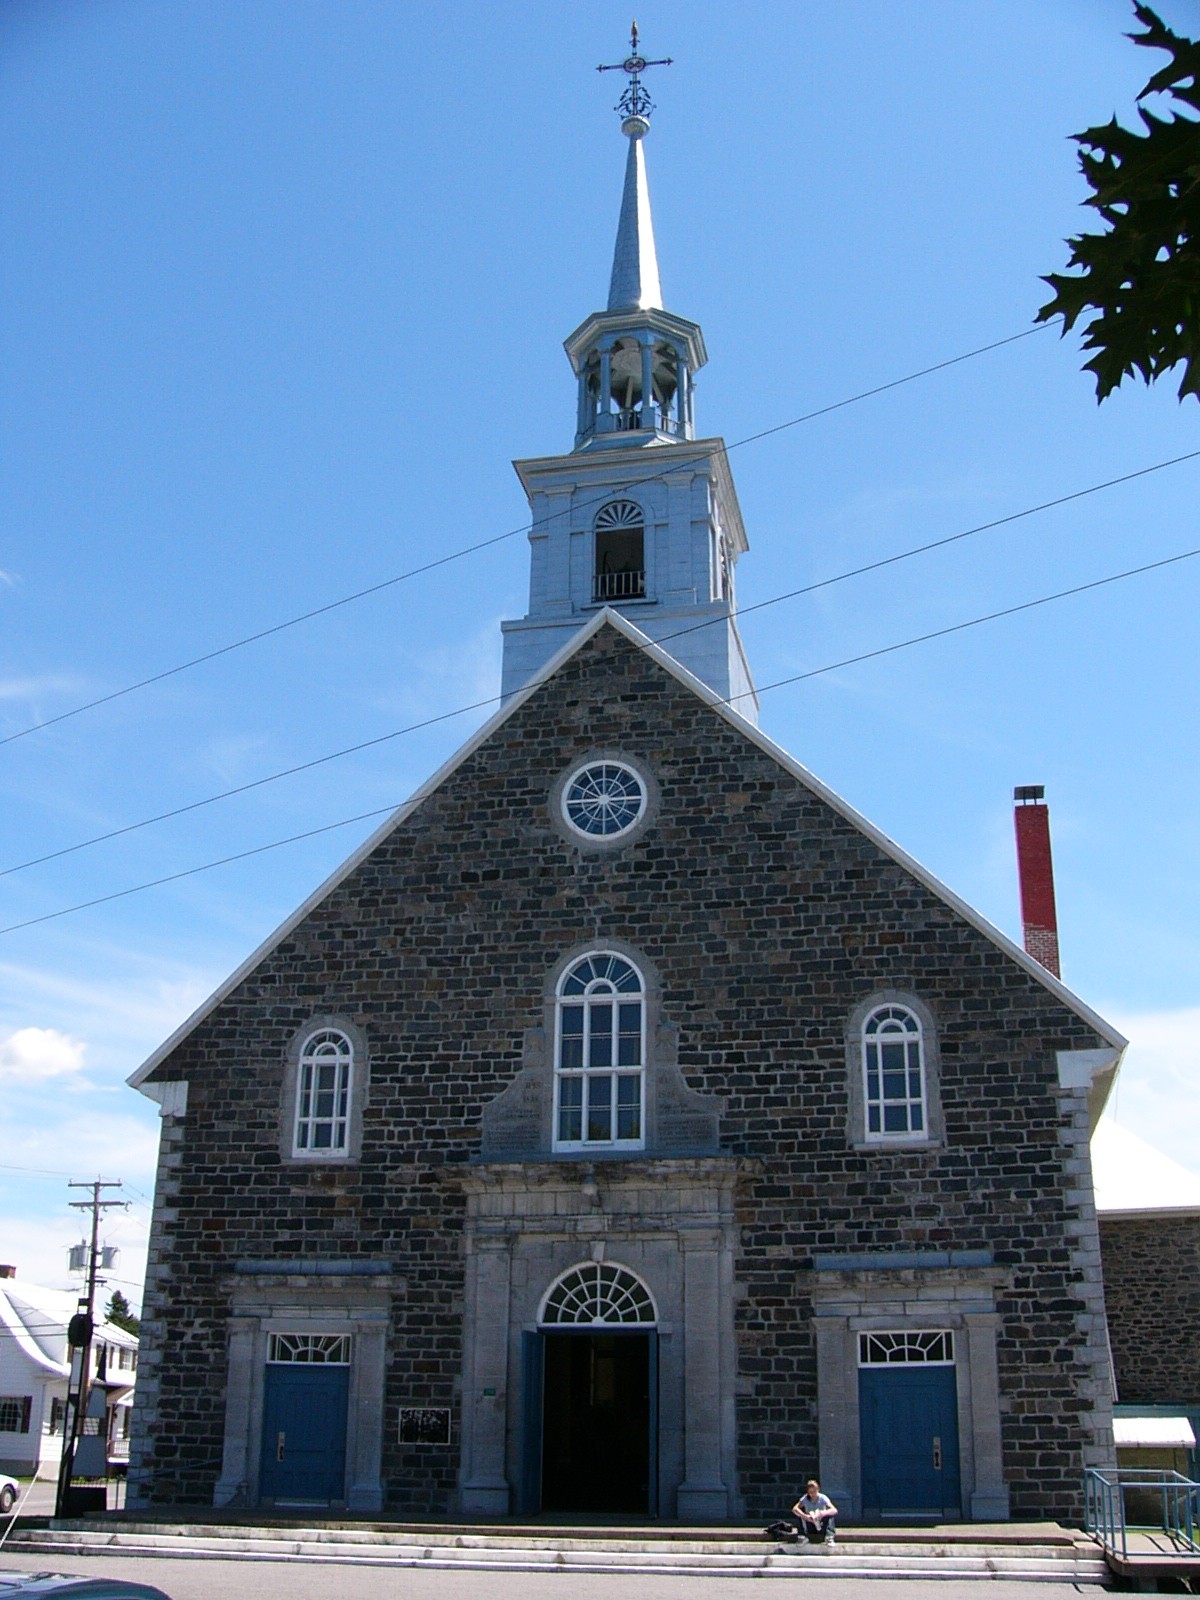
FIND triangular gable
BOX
[130,607,1125,1089]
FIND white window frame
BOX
[266,1332,352,1365]
[862,1003,927,1143]
[858,1330,955,1366]
[561,759,648,841]
[538,1262,658,1326]
[553,952,646,1152]
[292,1027,354,1157]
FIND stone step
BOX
[17,1522,1095,1557]
[6,1525,1111,1583]
[27,1518,1092,1548]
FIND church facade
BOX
[127,76,1123,1525]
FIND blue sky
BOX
[2,1,1198,1302]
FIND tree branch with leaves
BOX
[1037,4,1200,402]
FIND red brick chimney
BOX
[1013,785,1060,978]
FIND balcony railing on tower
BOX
[593,568,646,602]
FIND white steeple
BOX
[607,117,663,313]
[499,33,759,723]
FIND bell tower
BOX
[500,31,759,723]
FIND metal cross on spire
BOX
[597,21,672,122]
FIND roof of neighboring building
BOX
[0,1278,137,1380]
[1113,1416,1197,1449]
[1092,1120,1200,1214]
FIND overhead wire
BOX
[2,537,1196,938]
[2,444,1196,881]
[0,326,1049,750]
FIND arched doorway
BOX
[521,1262,657,1515]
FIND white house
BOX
[0,1266,137,1478]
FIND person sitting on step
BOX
[793,1478,838,1545]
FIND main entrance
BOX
[543,1332,652,1512]
[521,1262,658,1515]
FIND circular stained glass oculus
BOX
[562,760,647,839]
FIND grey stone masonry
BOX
[134,619,1114,1521]
[1099,1212,1200,1407]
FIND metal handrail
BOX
[1085,1467,1200,1559]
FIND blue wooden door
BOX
[259,1364,349,1502]
[859,1365,961,1518]
[518,1330,545,1515]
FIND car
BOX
[0,1478,17,1515]
[0,1577,172,1600]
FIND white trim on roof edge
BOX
[130,608,1125,1091]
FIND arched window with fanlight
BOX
[554,952,645,1150]
[593,500,645,602]
[293,1026,354,1156]
[862,1004,926,1141]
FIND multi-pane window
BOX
[0,1396,31,1433]
[562,760,647,840]
[859,1331,954,1366]
[267,1333,351,1364]
[863,1004,926,1140]
[540,1263,656,1326]
[293,1028,354,1155]
[555,953,645,1149]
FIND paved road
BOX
[0,1550,1104,1600]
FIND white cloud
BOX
[196,731,273,786]
[377,615,505,724]
[0,1106,161,1307]
[0,1195,151,1310]
[0,1026,86,1082]
[0,958,216,1077]
[0,674,83,702]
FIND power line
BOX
[0,326,1048,751]
[1,538,1195,939]
[737,544,1200,703]
[0,698,497,878]
[3,443,1195,881]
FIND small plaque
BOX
[399,1407,451,1444]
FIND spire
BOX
[501,26,758,721]
[561,27,706,452]
[607,123,662,312]
[598,23,672,312]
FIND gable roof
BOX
[130,608,1125,1088]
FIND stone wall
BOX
[1099,1212,1200,1406]
[132,622,1111,1521]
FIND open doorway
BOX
[538,1331,654,1514]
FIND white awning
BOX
[1114,1417,1196,1449]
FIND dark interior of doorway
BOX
[541,1332,651,1514]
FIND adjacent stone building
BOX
[127,78,1125,1525]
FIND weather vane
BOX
[597,21,672,122]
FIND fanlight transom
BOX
[539,1263,657,1326]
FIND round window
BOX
[561,759,647,840]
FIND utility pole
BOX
[55,1179,127,1520]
